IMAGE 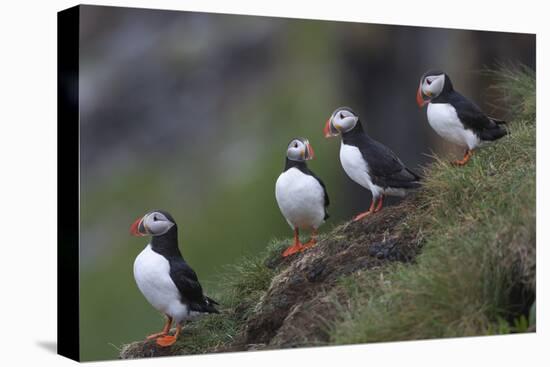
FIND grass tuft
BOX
[484,63,536,121]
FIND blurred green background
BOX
[77,5,535,361]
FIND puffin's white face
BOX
[130,211,175,237]
[417,73,445,106]
[324,108,359,137]
[286,138,315,161]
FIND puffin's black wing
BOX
[448,92,507,141]
[358,137,421,189]
[305,167,330,220]
[169,259,219,313]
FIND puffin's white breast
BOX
[134,245,190,322]
[427,103,480,149]
[275,167,325,230]
[339,143,377,193]
[339,143,406,198]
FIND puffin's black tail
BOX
[206,296,219,306]
[481,117,508,141]
[203,296,220,314]
[489,116,506,125]
[190,296,220,314]
[406,167,424,182]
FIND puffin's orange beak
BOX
[130,216,147,237]
[417,85,428,107]
[306,142,315,160]
[324,118,338,138]
[323,119,330,138]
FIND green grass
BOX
[329,64,536,344]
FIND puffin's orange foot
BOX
[451,159,468,166]
[452,150,473,166]
[146,331,167,340]
[353,211,372,222]
[301,239,317,250]
[282,244,304,257]
[156,335,177,347]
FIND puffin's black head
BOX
[417,70,454,107]
[130,210,176,237]
[286,137,315,162]
[324,106,359,138]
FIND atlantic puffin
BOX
[324,107,421,221]
[417,70,507,166]
[275,138,329,257]
[130,210,219,347]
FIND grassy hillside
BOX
[120,65,535,358]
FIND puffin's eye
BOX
[293,142,298,148]
[340,113,345,119]
[153,216,158,222]
[426,78,432,85]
